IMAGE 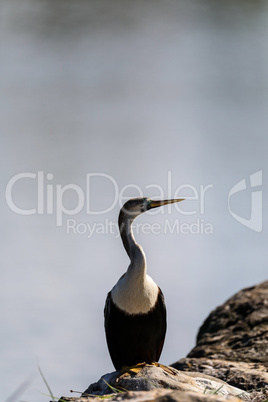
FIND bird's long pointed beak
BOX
[150,198,184,208]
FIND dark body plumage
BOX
[104,288,166,370]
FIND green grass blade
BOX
[38,366,57,401]
[102,378,125,394]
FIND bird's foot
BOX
[117,362,176,379]
[151,362,178,375]
[117,362,147,378]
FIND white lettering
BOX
[56,184,85,226]
[5,172,37,215]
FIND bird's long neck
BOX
[118,210,146,278]
[111,208,158,314]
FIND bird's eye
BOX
[144,199,151,211]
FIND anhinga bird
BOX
[104,197,184,370]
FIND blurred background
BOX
[1,0,267,401]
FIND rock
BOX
[57,389,174,402]
[57,389,242,402]
[59,364,247,401]
[79,364,246,400]
[171,281,268,400]
[58,389,241,402]
[152,390,243,402]
[186,281,268,363]
[172,358,268,391]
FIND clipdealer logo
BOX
[5,172,213,235]
[5,170,263,234]
[228,170,262,232]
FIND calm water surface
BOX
[1,1,268,401]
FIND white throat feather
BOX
[111,271,159,315]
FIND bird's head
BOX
[121,197,184,219]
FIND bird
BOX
[104,197,184,371]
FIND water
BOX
[1,1,268,401]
